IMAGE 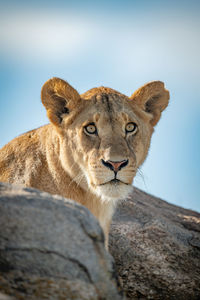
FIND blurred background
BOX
[0,0,199,212]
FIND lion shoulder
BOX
[0,126,48,184]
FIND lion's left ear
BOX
[130,81,170,126]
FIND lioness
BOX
[0,78,169,248]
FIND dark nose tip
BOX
[101,159,129,172]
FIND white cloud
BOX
[106,20,200,78]
[0,8,199,84]
[0,10,94,62]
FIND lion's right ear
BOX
[41,77,81,126]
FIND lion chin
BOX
[94,181,134,203]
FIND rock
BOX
[0,182,123,300]
[2,182,200,300]
[109,188,200,300]
[0,292,15,300]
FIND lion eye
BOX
[125,122,137,134]
[84,123,97,135]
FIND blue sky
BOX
[0,0,200,211]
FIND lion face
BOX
[64,94,153,201]
[41,78,169,202]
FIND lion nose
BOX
[101,159,129,172]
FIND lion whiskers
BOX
[136,167,148,191]
[68,172,86,189]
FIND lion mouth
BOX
[110,179,120,184]
[99,179,128,186]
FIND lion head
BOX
[41,78,169,202]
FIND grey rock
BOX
[0,182,123,300]
[0,292,15,300]
[109,188,200,300]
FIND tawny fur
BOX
[0,78,169,248]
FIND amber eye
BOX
[84,123,97,135]
[125,122,137,134]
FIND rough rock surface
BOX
[1,182,200,300]
[0,292,15,300]
[109,188,200,300]
[0,182,123,300]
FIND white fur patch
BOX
[95,182,133,203]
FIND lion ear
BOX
[41,77,81,126]
[130,81,170,126]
